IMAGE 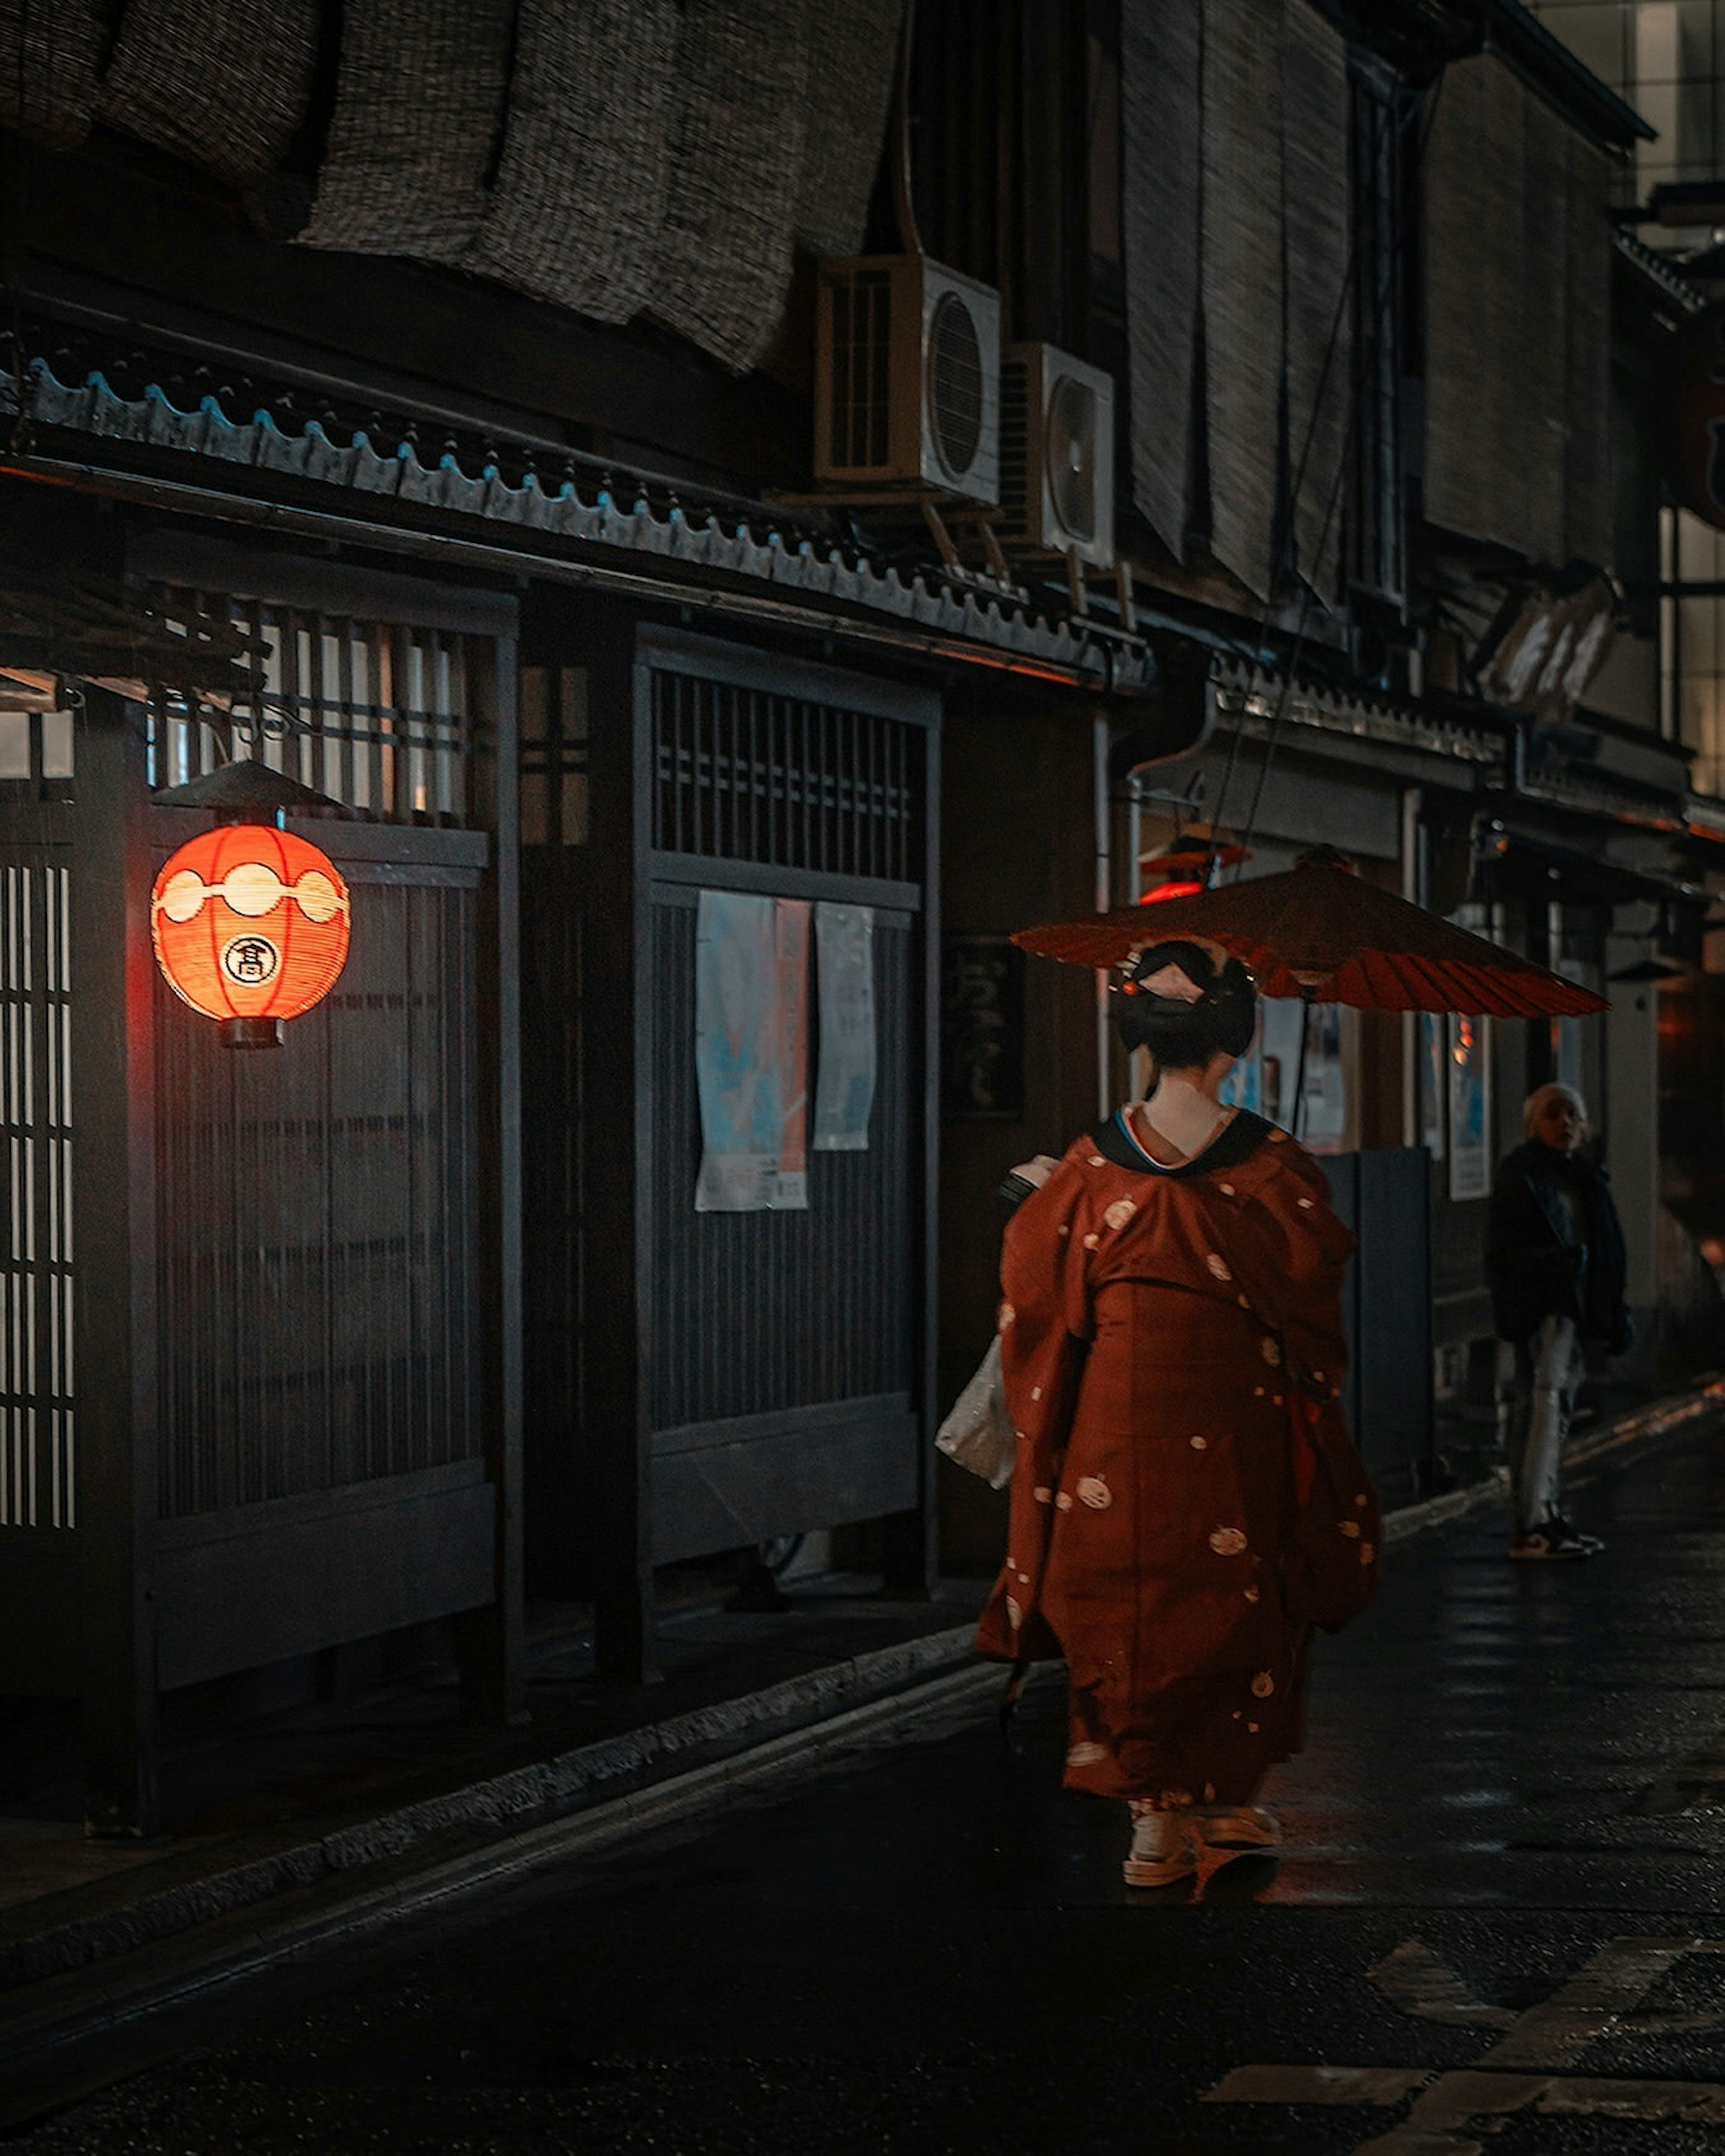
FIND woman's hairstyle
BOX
[1523,1080,1589,1141]
[1113,939,1257,1068]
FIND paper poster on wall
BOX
[1219,1051,1263,1117]
[1447,1012,1492,1201]
[1299,1004,1348,1152]
[813,902,876,1151]
[940,936,1025,1117]
[694,889,809,1211]
[1256,998,1306,1133]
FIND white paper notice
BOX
[813,902,876,1152]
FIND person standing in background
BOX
[1487,1083,1632,1561]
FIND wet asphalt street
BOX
[15,1422,1725,2153]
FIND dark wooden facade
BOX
[0,527,526,1827]
[520,619,941,1673]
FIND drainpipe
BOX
[1402,786,1422,1148]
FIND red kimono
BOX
[976,1108,1377,1807]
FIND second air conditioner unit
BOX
[998,343,1115,571]
[815,255,1001,507]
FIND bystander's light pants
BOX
[1510,1314,1584,1531]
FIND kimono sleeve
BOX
[995,1156,1095,1473]
[1224,1147,1353,1408]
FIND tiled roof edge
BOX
[19,359,1151,692]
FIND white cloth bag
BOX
[934,1335,1016,1488]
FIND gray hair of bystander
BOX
[1523,1080,1589,1142]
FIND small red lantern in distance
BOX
[151,824,350,1048]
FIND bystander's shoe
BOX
[1123,1802,1197,1888]
[1550,1512,1605,1553]
[1190,1803,1280,1852]
[1508,1519,1597,1560]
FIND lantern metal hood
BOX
[151,761,352,1049]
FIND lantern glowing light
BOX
[151,824,351,1047]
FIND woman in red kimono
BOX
[977,939,1380,1889]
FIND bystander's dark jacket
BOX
[1486,1139,1632,1353]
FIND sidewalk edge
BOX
[6,1379,1722,2010]
[0,1620,981,2003]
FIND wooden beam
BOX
[585,611,658,1682]
[456,627,528,1725]
[73,689,162,1837]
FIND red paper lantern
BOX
[151,824,350,1047]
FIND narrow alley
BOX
[10,1409,1725,2153]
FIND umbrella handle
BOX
[1291,989,1314,1141]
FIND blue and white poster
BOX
[694,890,809,1212]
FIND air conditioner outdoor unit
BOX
[814,255,1001,507]
[998,343,1115,571]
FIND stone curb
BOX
[5,1380,1721,2015]
[0,1623,979,2003]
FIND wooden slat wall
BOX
[649,896,914,1430]
[154,869,483,1518]
[1424,52,1613,569]
[1281,1,1352,604]
[1202,0,1284,601]
[1121,0,1202,562]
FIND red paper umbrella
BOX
[1015,853,1607,1017]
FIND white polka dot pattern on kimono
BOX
[1205,1251,1232,1281]
[1066,1741,1108,1768]
[1007,1596,1023,1629]
[1031,1385,1043,1400]
[1297,1195,1314,1209]
[1083,1232,1101,1249]
[1034,1486,1052,1505]
[1243,1585,1261,1603]
[1361,1543,1376,1564]
[1209,1526,1247,1556]
[1270,1130,1288,1143]
[1261,1337,1282,1367]
[1219,1183,1235,1196]
[1076,1476,1112,1509]
[1056,1492,1073,1511]
[1088,1154,1106,1167]
[1247,1720,1260,1733]
[1203,1782,1216,1802]
[1190,1434,1208,1450]
[1355,1493,1368,1507]
[1340,1519,1361,1539]
[998,1302,1015,1331]
[1104,1199,1136,1230]
[1252,1670,1274,1698]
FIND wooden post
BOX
[586,615,657,1682]
[883,699,942,1596]
[74,690,162,1836]
[457,629,527,1723]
